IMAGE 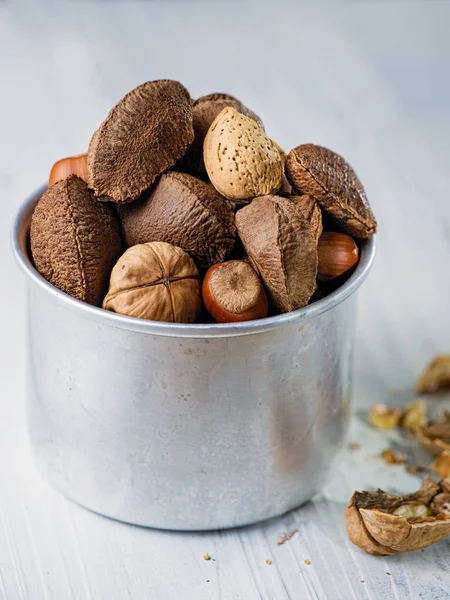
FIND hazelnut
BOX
[345,477,450,555]
[103,242,201,323]
[30,175,122,306]
[236,195,318,312]
[202,260,268,323]
[317,232,359,282]
[285,144,377,239]
[204,107,283,202]
[118,171,236,270]
[49,154,88,187]
[368,403,401,430]
[88,80,194,202]
[177,92,263,177]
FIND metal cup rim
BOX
[12,185,376,338]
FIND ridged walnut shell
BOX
[285,144,376,239]
[103,242,201,323]
[235,195,318,312]
[30,175,122,306]
[416,411,450,456]
[345,477,450,555]
[177,93,263,177]
[204,107,283,202]
[87,80,194,202]
[118,171,236,270]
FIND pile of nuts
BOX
[30,80,377,324]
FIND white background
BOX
[1,0,450,598]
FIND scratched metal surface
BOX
[1,0,450,598]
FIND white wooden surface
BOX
[1,1,450,598]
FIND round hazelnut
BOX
[87,80,194,202]
[30,175,122,306]
[317,232,359,282]
[49,154,88,187]
[202,260,268,323]
[103,242,201,323]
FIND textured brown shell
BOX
[235,195,318,312]
[87,80,194,202]
[118,171,236,270]
[177,93,263,177]
[288,195,323,241]
[285,144,376,239]
[204,107,283,202]
[416,411,450,456]
[415,355,450,394]
[30,175,122,306]
[103,242,201,322]
[345,477,450,555]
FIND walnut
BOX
[416,411,450,456]
[345,477,450,555]
[30,175,122,306]
[103,242,201,323]
[368,404,401,430]
[285,144,376,239]
[415,355,450,394]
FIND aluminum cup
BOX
[12,187,375,530]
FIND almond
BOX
[204,107,283,202]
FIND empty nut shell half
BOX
[30,175,122,306]
[177,93,263,177]
[416,411,450,456]
[87,80,194,202]
[118,171,236,270]
[345,477,450,555]
[103,242,201,322]
[202,260,268,323]
[236,195,318,312]
[285,144,377,239]
[204,107,283,202]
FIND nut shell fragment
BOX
[285,144,376,239]
[204,107,283,202]
[415,355,450,394]
[345,477,450,555]
[431,452,450,480]
[87,80,194,202]
[103,241,201,323]
[30,175,122,306]
[119,171,236,270]
[369,404,401,430]
[416,411,450,456]
[235,195,318,312]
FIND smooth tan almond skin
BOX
[49,154,88,187]
[204,107,283,202]
[317,232,359,281]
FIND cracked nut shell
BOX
[345,477,450,555]
[102,241,201,322]
[285,144,376,239]
[178,93,263,177]
[118,171,236,270]
[235,195,318,312]
[30,175,122,306]
[87,80,194,202]
[415,355,450,394]
[204,107,283,202]
[416,411,450,456]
